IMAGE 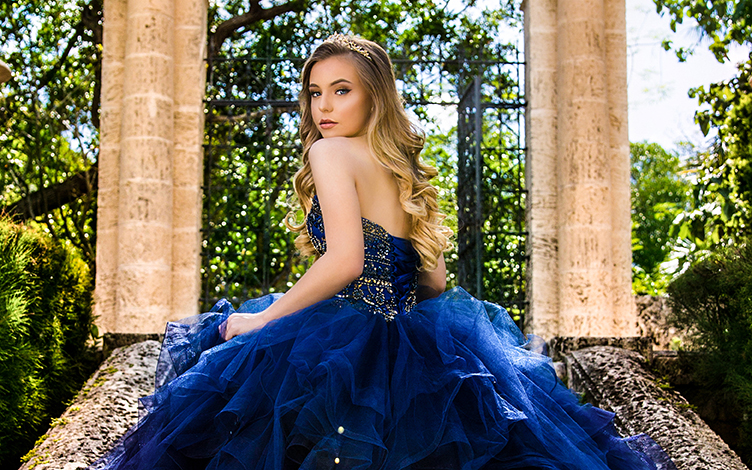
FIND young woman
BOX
[93,34,672,470]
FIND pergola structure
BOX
[95,0,636,339]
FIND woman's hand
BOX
[220,311,270,341]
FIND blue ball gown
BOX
[92,196,675,470]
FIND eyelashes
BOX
[309,88,351,98]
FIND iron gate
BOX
[202,49,527,325]
[457,71,527,323]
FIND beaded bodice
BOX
[306,196,420,321]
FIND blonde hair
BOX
[286,35,452,272]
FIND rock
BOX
[635,295,687,351]
[567,346,747,470]
[650,350,700,386]
[102,333,163,358]
[549,335,653,362]
[18,341,161,470]
[551,361,567,382]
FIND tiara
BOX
[325,33,372,61]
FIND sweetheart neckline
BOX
[312,195,412,243]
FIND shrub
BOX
[0,217,97,469]
[667,241,752,463]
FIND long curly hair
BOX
[286,34,452,272]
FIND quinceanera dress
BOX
[93,196,675,470]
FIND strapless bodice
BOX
[306,196,420,321]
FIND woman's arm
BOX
[222,138,365,340]
[416,253,446,301]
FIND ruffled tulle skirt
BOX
[93,288,672,470]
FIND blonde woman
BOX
[94,34,672,470]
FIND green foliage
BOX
[667,242,752,462]
[669,98,751,265]
[671,139,750,264]
[653,0,751,61]
[654,4,752,455]
[652,0,752,257]
[476,101,526,316]
[682,59,752,239]
[422,131,459,287]
[0,0,101,268]
[630,142,691,294]
[631,261,673,297]
[0,217,97,469]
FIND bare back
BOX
[343,137,412,239]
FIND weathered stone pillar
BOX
[96,0,207,333]
[171,0,207,323]
[524,0,560,336]
[605,0,634,334]
[523,0,635,338]
[97,0,127,331]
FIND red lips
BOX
[319,119,337,129]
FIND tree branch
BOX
[1,0,102,123]
[38,21,85,90]
[208,0,307,57]
[3,165,98,220]
[82,0,103,129]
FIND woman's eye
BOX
[310,90,321,97]
[335,88,350,95]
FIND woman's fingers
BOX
[223,314,240,341]
[218,319,228,341]
[219,314,241,341]
[220,313,266,341]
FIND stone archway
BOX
[95,0,636,339]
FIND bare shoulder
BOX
[309,137,370,166]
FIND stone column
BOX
[171,0,207,321]
[524,0,560,335]
[116,0,176,333]
[605,0,634,334]
[523,0,636,338]
[96,0,206,333]
[96,0,127,332]
[556,0,615,336]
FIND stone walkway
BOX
[17,342,748,470]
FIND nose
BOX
[317,92,332,113]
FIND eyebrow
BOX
[308,78,353,88]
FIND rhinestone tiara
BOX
[324,33,372,61]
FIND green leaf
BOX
[697,113,711,136]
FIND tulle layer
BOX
[96,288,665,470]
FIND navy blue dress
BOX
[93,196,673,469]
